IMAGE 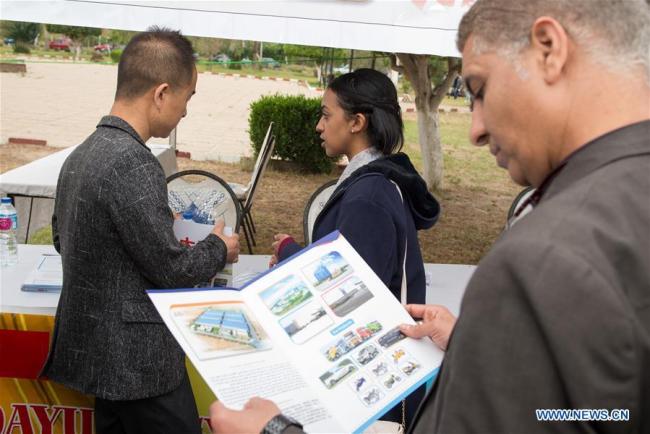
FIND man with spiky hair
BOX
[207,1,650,433]
[42,27,240,434]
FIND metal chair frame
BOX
[302,179,338,245]
[166,169,242,234]
[227,122,275,253]
[240,135,275,253]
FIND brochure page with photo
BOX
[148,231,444,433]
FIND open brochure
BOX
[148,231,444,433]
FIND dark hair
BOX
[328,68,404,155]
[115,26,195,100]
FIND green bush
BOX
[110,49,122,63]
[288,65,305,74]
[249,94,333,173]
[228,62,242,70]
[13,42,31,54]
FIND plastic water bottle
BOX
[0,197,18,267]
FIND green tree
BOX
[108,29,137,46]
[46,24,101,60]
[260,42,284,60]
[7,21,39,43]
[389,54,461,191]
[283,44,346,85]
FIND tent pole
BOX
[169,127,177,150]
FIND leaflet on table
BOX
[147,231,443,433]
[21,254,63,292]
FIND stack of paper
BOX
[21,254,63,292]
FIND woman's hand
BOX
[271,233,292,256]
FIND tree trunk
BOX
[315,64,322,84]
[417,106,443,189]
[392,54,460,191]
[252,41,262,70]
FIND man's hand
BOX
[399,304,457,351]
[212,219,240,263]
[209,398,281,434]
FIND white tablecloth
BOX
[0,244,271,316]
[0,143,177,198]
[424,264,475,316]
[0,244,474,317]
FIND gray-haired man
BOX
[208,1,650,433]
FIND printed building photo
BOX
[302,251,353,290]
[190,308,261,347]
[171,301,272,360]
[259,275,313,316]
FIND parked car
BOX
[260,57,280,68]
[49,38,71,51]
[93,43,111,53]
[210,53,230,64]
[378,328,406,348]
[3,37,15,46]
[333,64,351,74]
[325,364,355,388]
[356,345,379,365]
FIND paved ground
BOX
[0,61,320,162]
[1,61,469,162]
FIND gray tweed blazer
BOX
[41,116,227,400]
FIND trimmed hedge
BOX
[110,49,123,63]
[249,94,334,173]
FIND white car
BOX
[326,364,354,388]
[333,64,350,74]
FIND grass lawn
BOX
[12,112,521,265]
[441,96,470,108]
[196,62,321,86]
[402,113,520,263]
[0,46,322,86]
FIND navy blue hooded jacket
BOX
[279,152,440,304]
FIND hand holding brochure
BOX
[173,218,235,287]
[147,231,443,433]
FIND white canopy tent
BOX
[1,0,470,57]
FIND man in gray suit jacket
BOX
[207,1,650,433]
[41,27,240,434]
